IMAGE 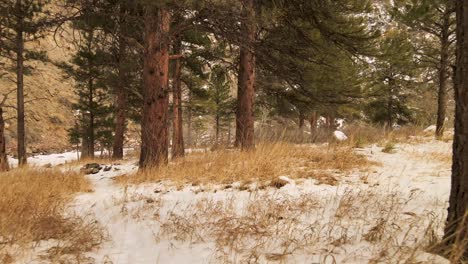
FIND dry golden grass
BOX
[427,212,468,263]
[118,188,449,263]
[343,124,430,148]
[413,151,452,166]
[116,142,376,186]
[0,168,103,262]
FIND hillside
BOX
[0,30,76,154]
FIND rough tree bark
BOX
[171,40,185,159]
[436,9,451,139]
[0,106,9,172]
[139,8,171,168]
[235,0,256,150]
[15,0,26,166]
[112,4,128,159]
[444,1,468,259]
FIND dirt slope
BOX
[0,29,76,154]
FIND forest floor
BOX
[2,136,454,264]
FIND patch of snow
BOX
[424,125,437,132]
[278,175,294,184]
[333,130,348,141]
[335,118,345,129]
[13,139,453,264]
[8,151,81,167]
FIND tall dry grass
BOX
[0,169,103,262]
[117,142,376,186]
[255,122,434,149]
[119,187,450,263]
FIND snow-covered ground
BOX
[8,151,82,167]
[15,139,453,264]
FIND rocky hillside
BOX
[0,31,76,154]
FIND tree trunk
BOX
[444,1,468,259]
[187,90,192,147]
[88,78,95,159]
[299,111,305,129]
[310,111,318,142]
[16,0,26,166]
[235,0,256,150]
[436,10,451,139]
[139,8,171,168]
[112,4,128,159]
[0,107,9,172]
[81,117,91,159]
[172,40,185,159]
[227,121,231,145]
[215,113,220,145]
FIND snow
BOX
[7,148,136,167]
[278,175,294,184]
[333,130,348,141]
[8,151,80,167]
[424,125,437,132]
[12,139,453,264]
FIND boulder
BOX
[333,130,348,141]
[80,163,102,174]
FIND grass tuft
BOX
[0,168,103,262]
[117,142,376,186]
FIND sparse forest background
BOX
[0,0,467,262]
[0,0,456,157]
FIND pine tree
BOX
[60,3,114,159]
[235,0,256,150]
[207,65,235,145]
[0,0,52,165]
[0,90,12,171]
[171,38,184,159]
[139,5,171,168]
[365,30,420,127]
[392,0,456,138]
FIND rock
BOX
[333,130,348,141]
[424,125,437,133]
[269,178,289,189]
[43,163,52,168]
[103,166,112,172]
[113,167,121,171]
[80,163,102,174]
[84,163,102,169]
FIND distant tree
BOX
[112,1,131,159]
[365,30,420,127]
[171,38,185,158]
[444,1,468,259]
[0,0,53,166]
[0,89,13,171]
[392,0,455,138]
[182,73,209,147]
[60,3,114,159]
[207,65,235,145]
